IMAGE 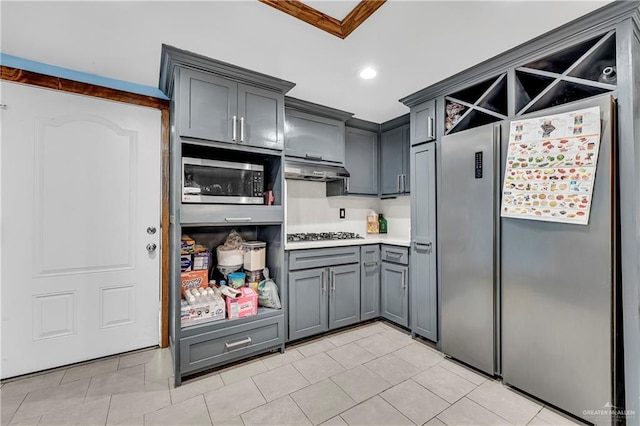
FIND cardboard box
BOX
[181,254,192,272]
[192,252,210,271]
[226,287,258,320]
[180,270,208,296]
[181,297,225,325]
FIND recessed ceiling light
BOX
[359,67,377,80]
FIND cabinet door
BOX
[410,99,436,145]
[237,84,284,151]
[284,110,345,164]
[410,143,437,341]
[177,68,237,143]
[381,262,409,327]
[360,245,380,321]
[380,127,404,195]
[344,127,378,195]
[329,264,361,330]
[402,124,411,193]
[288,268,329,341]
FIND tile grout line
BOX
[198,394,217,426]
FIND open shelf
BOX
[515,31,616,116]
[445,74,507,134]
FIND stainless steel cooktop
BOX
[286,232,364,242]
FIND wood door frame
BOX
[1,66,171,348]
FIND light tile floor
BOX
[0,321,584,426]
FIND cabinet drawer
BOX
[180,204,283,225]
[180,315,284,374]
[381,245,409,265]
[288,246,360,270]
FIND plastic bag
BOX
[217,230,244,251]
[257,268,282,309]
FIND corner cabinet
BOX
[360,245,380,321]
[380,245,409,328]
[284,97,353,165]
[380,123,410,195]
[410,143,437,342]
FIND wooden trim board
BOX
[259,0,386,39]
[1,65,171,349]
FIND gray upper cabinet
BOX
[381,261,409,327]
[360,245,380,321]
[410,99,436,145]
[237,84,285,150]
[160,45,295,152]
[344,127,378,194]
[284,110,345,163]
[328,264,361,329]
[410,143,437,341]
[288,268,329,341]
[380,124,410,195]
[178,68,237,143]
[284,97,353,165]
[177,68,285,150]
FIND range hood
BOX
[284,160,350,182]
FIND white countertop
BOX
[285,235,411,250]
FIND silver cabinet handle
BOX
[414,241,433,254]
[401,269,407,290]
[363,261,378,267]
[146,243,157,253]
[402,174,407,192]
[397,174,401,192]
[224,217,252,222]
[232,115,237,141]
[240,116,245,142]
[331,270,336,293]
[386,251,403,258]
[322,271,326,293]
[345,177,350,192]
[428,116,434,139]
[225,337,252,349]
[305,154,323,161]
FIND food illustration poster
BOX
[501,106,601,225]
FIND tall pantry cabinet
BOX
[159,44,296,385]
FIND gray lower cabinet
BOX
[360,245,380,321]
[380,124,410,195]
[287,247,361,341]
[180,314,284,375]
[177,67,285,150]
[328,264,361,329]
[380,245,409,327]
[410,143,437,341]
[288,268,329,340]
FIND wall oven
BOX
[182,157,264,204]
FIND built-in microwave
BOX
[182,157,264,204]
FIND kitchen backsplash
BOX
[285,180,410,239]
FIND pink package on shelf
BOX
[226,287,258,320]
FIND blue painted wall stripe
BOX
[0,53,168,100]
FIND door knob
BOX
[146,243,157,253]
[147,226,157,235]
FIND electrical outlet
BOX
[339,208,346,219]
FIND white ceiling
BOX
[1,1,612,123]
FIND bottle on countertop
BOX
[378,213,387,234]
[366,210,379,234]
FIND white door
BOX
[0,81,161,379]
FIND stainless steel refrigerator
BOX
[440,95,618,425]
